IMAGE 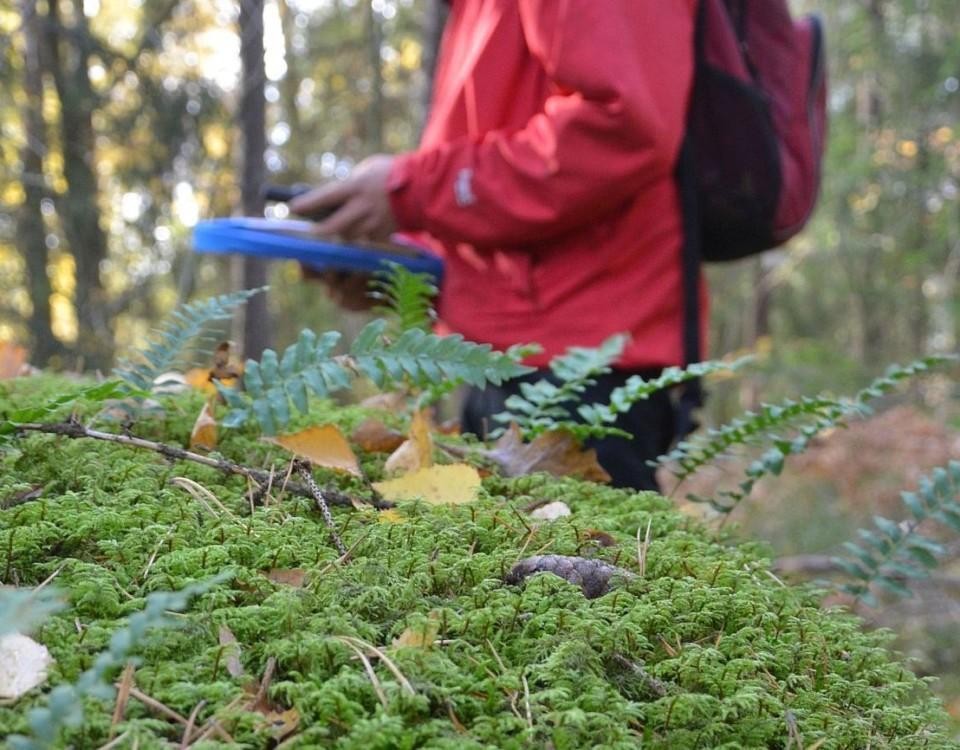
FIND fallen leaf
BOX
[351,418,405,453]
[211,341,243,380]
[0,633,53,700]
[258,706,300,741]
[185,367,214,392]
[218,626,246,679]
[373,464,481,505]
[189,402,218,451]
[186,342,243,396]
[265,568,307,588]
[359,391,407,412]
[377,509,406,524]
[384,409,434,474]
[0,342,29,380]
[264,425,362,477]
[529,501,572,521]
[484,424,611,483]
[391,614,440,650]
[581,529,617,548]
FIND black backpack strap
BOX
[675,136,704,438]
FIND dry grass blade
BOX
[637,518,652,578]
[333,637,389,708]
[95,730,131,750]
[33,563,66,593]
[170,476,238,521]
[521,673,533,730]
[179,700,207,749]
[337,635,415,696]
[139,529,172,582]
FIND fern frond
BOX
[369,261,437,336]
[222,320,534,434]
[575,357,752,440]
[0,588,64,636]
[114,287,266,390]
[7,575,227,750]
[1,381,129,446]
[833,461,960,606]
[492,334,628,439]
[660,356,955,514]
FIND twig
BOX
[123,686,233,743]
[109,662,136,738]
[15,421,385,508]
[295,461,349,557]
[249,657,276,710]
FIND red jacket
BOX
[387,0,702,369]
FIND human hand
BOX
[300,267,376,311]
[289,154,397,242]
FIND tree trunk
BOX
[17,0,60,366]
[237,0,271,359]
[365,0,385,151]
[46,0,113,371]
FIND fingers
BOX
[312,197,371,239]
[289,180,352,218]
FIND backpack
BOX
[686,0,828,262]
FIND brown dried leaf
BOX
[257,707,300,741]
[189,403,218,451]
[264,424,362,476]
[384,409,434,474]
[351,418,405,453]
[359,391,407,412]
[485,424,610,483]
[265,568,307,588]
[373,464,481,505]
[218,626,246,679]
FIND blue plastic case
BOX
[193,218,443,279]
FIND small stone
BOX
[529,501,572,521]
[0,633,53,700]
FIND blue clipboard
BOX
[193,218,443,279]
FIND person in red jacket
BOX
[292,0,702,491]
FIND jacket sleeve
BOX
[387,0,696,249]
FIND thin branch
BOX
[14,421,388,509]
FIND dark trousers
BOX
[461,370,677,492]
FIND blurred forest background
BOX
[1,0,959,725]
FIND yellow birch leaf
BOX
[372,464,481,505]
[391,614,440,650]
[189,402,218,451]
[264,425,362,476]
[377,509,406,524]
[384,408,434,474]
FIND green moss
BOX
[0,379,954,748]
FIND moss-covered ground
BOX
[0,376,954,748]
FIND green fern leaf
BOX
[114,287,266,390]
[833,460,960,605]
[369,261,438,336]
[223,322,532,434]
